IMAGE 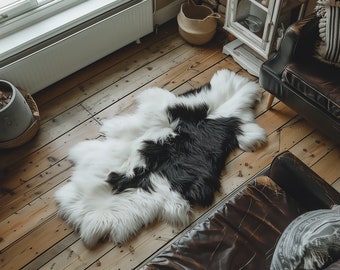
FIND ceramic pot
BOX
[0,80,34,142]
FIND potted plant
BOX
[0,80,39,148]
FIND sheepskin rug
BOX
[55,69,267,248]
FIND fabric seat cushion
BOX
[143,176,307,270]
[283,60,340,119]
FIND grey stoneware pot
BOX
[0,80,34,142]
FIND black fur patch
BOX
[106,103,242,207]
[179,82,211,97]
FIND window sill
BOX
[0,0,129,63]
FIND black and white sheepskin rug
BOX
[55,69,267,248]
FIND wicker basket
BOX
[0,89,40,149]
[177,1,221,45]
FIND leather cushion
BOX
[282,60,340,119]
[143,176,307,270]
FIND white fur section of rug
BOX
[56,170,189,247]
[55,69,267,247]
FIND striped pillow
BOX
[315,0,340,66]
[270,205,340,270]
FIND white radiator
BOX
[0,0,153,94]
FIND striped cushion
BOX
[315,0,340,66]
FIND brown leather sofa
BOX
[259,14,340,145]
[142,151,340,270]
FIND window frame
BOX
[0,0,39,23]
[0,0,86,38]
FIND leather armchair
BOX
[259,13,340,144]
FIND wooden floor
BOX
[0,19,339,270]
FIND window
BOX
[0,0,67,23]
[0,0,86,38]
[1,0,40,23]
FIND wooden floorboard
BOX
[0,19,339,270]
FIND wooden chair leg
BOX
[266,94,275,109]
